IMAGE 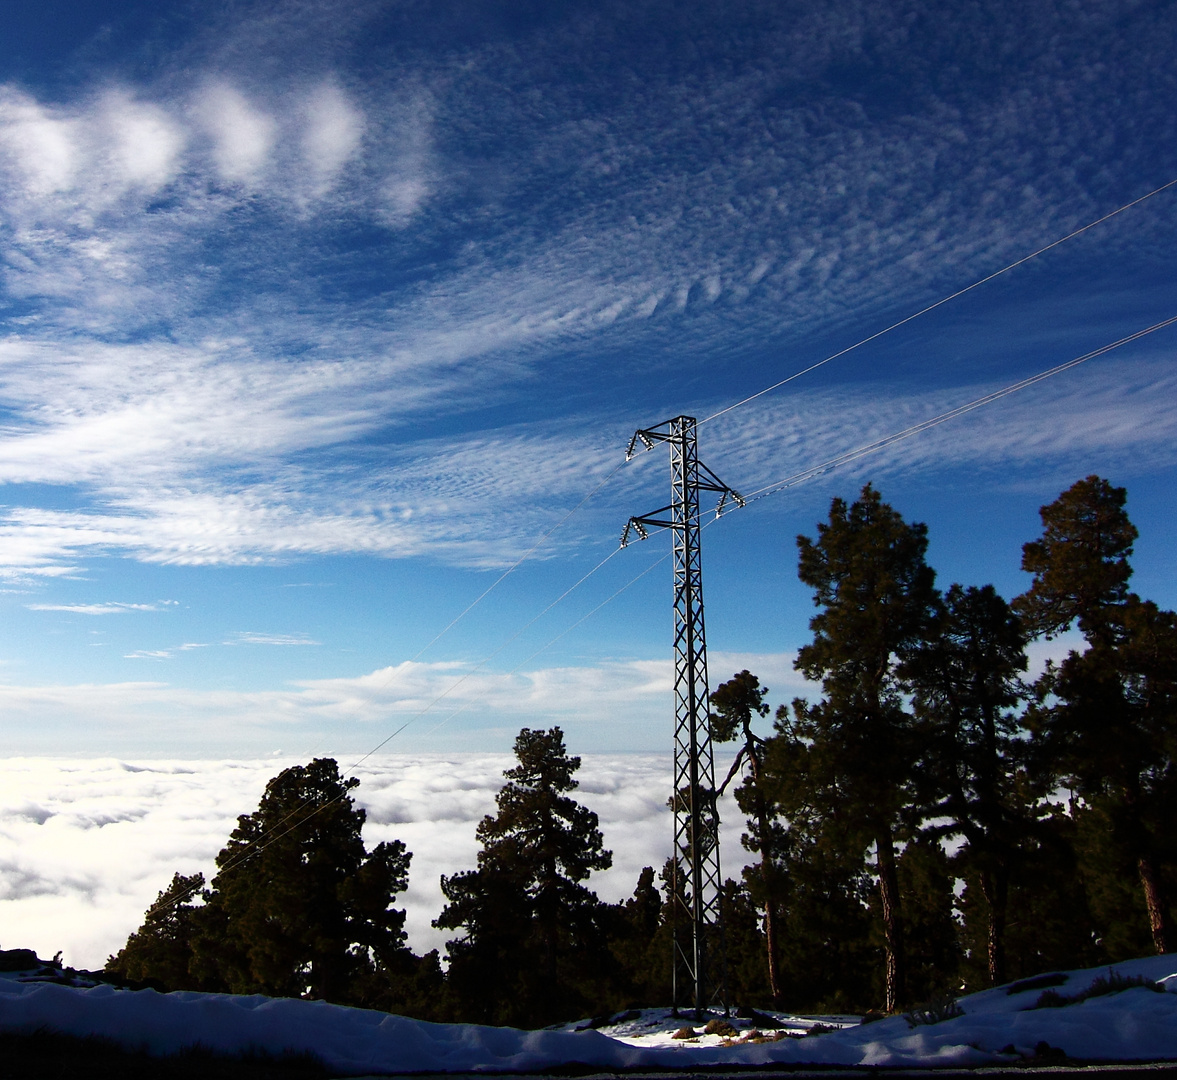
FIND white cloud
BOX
[193,82,276,185]
[0,753,752,972]
[0,4,1172,586]
[0,345,1170,581]
[300,81,363,193]
[0,649,810,760]
[699,353,1177,503]
[26,602,160,615]
[0,88,78,194]
[98,91,185,194]
[229,632,319,646]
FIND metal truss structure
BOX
[621,415,743,1016]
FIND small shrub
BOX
[905,993,964,1027]
[703,1019,738,1037]
[671,1026,697,1040]
[805,1023,836,1037]
[740,1030,792,1044]
[1032,969,1162,1009]
[1006,972,1068,996]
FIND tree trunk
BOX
[979,867,1008,986]
[1138,853,1169,954]
[875,830,905,1012]
[746,745,781,1003]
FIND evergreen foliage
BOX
[107,872,208,990]
[907,583,1032,986]
[722,477,1175,1012]
[190,758,413,1003]
[790,484,940,1010]
[604,865,670,1007]
[436,726,614,1027]
[1016,474,1138,640]
[108,758,424,1014]
[1019,477,1177,954]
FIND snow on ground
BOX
[5,954,1177,1074]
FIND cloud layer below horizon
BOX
[0,753,747,972]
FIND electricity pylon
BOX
[621,415,744,1017]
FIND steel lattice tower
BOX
[621,415,743,1016]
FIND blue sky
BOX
[0,0,1175,757]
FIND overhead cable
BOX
[700,176,1177,426]
[736,313,1177,507]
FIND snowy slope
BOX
[4,955,1177,1074]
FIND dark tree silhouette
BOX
[907,583,1031,986]
[1018,477,1177,955]
[710,670,784,1002]
[436,727,613,1026]
[791,484,939,1011]
[108,759,415,1007]
[1016,474,1137,642]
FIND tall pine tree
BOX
[1018,476,1177,955]
[190,758,413,1003]
[436,727,613,1026]
[108,759,416,1008]
[906,583,1032,986]
[791,485,939,1011]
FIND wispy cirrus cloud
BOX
[26,602,162,614]
[228,632,319,646]
[0,344,1170,580]
[0,0,1174,590]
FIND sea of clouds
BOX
[0,753,748,971]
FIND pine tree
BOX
[887,837,960,1002]
[906,583,1032,986]
[792,484,939,1011]
[719,877,772,1006]
[436,727,613,1027]
[190,758,413,1003]
[1016,474,1137,642]
[956,801,1101,984]
[1018,477,1177,954]
[107,759,417,1008]
[710,670,784,1003]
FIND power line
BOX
[700,176,1177,426]
[735,313,1177,507]
[169,312,1177,921]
